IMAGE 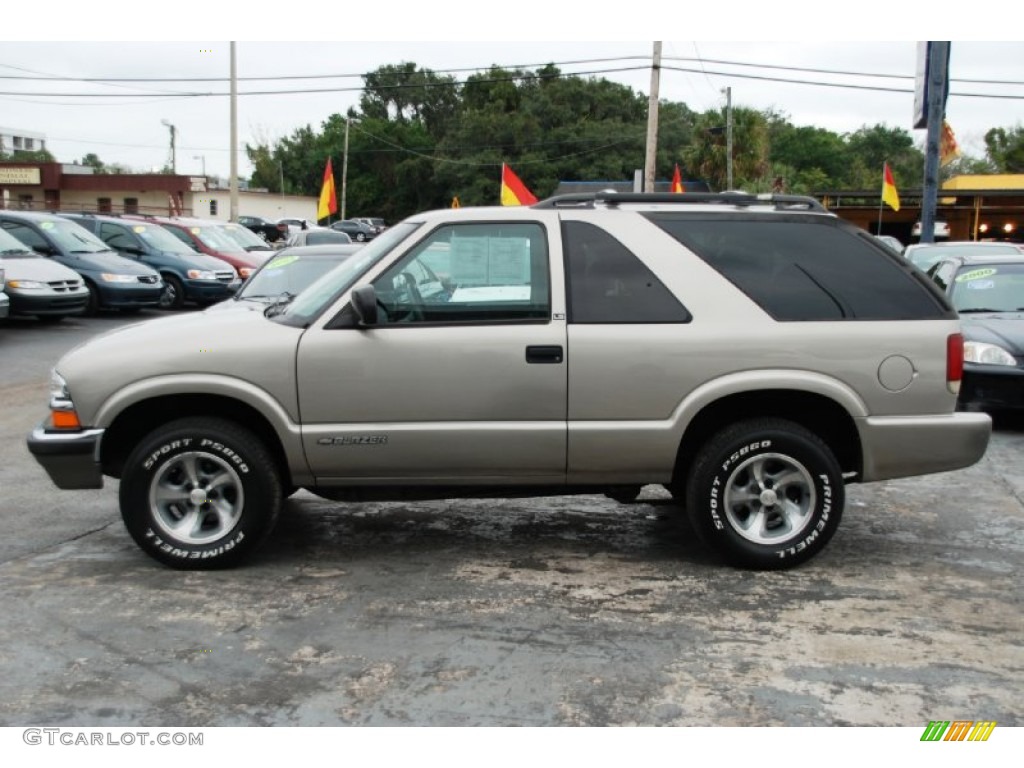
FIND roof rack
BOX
[533,191,828,213]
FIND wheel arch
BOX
[100,393,296,488]
[673,389,863,486]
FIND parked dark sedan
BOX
[927,253,1024,412]
[0,211,163,314]
[238,215,288,243]
[329,219,377,242]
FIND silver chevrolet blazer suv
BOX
[27,192,992,570]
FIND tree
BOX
[983,124,1024,173]
[78,153,107,173]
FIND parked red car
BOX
[124,215,268,278]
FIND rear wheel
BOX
[119,417,283,569]
[685,418,843,569]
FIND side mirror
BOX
[350,285,378,326]
[32,244,55,256]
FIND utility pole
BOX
[341,117,351,220]
[229,41,239,222]
[643,41,662,193]
[160,119,176,173]
[723,87,734,190]
[920,42,950,244]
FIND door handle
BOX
[525,345,563,364]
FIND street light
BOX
[160,119,177,174]
[193,154,206,177]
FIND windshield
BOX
[0,228,38,257]
[241,252,357,300]
[189,225,247,253]
[131,223,199,254]
[220,223,271,249]
[279,221,421,324]
[40,219,112,253]
[951,264,1024,313]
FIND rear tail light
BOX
[947,332,964,394]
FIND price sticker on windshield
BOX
[956,268,997,283]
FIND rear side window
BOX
[563,220,690,323]
[647,215,951,321]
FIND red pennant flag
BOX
[317,158,338,220]
[671,164,684,193]
[500,163,538,206]
[882,162,900,212]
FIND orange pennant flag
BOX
[317,158,338,220]
[671,163,684,193]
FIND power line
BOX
[2,54,1021,87]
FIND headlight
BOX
[187,270,217,280]
[7,279,46,289]
[50,370,70,401]
[963,341,1017,366]
[48,370,81,429]
[100,273,137,283]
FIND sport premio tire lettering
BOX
[142,439,193,470]
[198,439,250,473]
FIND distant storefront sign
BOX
[0,167,42,185]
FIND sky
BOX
[2,6,1021,181]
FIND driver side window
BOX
[373,222,550,325]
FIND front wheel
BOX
[685,418,843,570]
[119,417,283,569]
[159,275,185,310]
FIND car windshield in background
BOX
[221,223,271,250]
[41,220,112,253]
[0,228,39,256]
[279,221,420,324]
[130,223,198,253]
[192,226,248,253]
[240,252,358,301]
[302,231,352,246]
[909,243,1020,271]
[950,263,1024,313]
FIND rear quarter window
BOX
[645,214,954,321]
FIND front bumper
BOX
[27,422,105,489]
[9,290,88,316]
[959,364,1024,412]
[95,284,164,309]
[184,279,241,303]
[857,411,992,482]
[0,291,8,319]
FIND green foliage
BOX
[984,124,1024,173]
[240,61,1012,220]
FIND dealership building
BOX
[0,162,316,222]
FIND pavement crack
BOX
[0,521,116,566]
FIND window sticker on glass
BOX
[190,227,201,235]
[133,226,146,233]
[450,236,530,286]
[956,268,997,283]
[267,255,299,269]
[965,279,996,290]
[40,222,55,230]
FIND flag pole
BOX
[877,163,884,235]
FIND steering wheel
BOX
[399,272,425,322]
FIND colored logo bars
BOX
[920,720,997,742]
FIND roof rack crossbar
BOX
[533,191,827,213]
